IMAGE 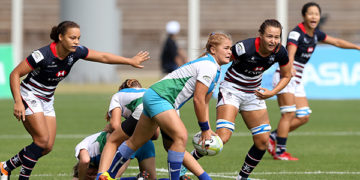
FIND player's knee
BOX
[172,133,188,147]
[251,124,271,149]
[296,107,311,124]
[216,119,234,144]
[34,136,50,148]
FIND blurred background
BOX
[1,0,360,98]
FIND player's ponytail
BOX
[118,79,142,91]
[50,21,80,42]
[199,32,232,58]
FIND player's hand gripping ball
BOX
[192,131,223,156]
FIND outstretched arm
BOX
[323,35,360,50]
[85,50,150,68]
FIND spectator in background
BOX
[160,21,187,74]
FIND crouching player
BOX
[72,131,155,180]
[72,79,158,180]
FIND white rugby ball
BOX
[192,131,223,156]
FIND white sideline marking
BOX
[10,169,360,179]
[1,131,360,139]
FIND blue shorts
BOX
[130,140,155,162]
[142,88,174,118]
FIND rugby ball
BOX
[192,131,223,156]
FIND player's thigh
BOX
[154,110,187,145]
[23,113,50,145]
[45,116,56,149]
[295,96,309,108]
[129,114,158,149]
[240,109,270,129]
[277,93,296,106]
[216,104,238,122]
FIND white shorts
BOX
[272,71,306,97]
[216,87,267,111]
[20,86,55,116]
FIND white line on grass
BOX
[1,131,360,139]
[11,169,360,179]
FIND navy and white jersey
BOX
[21,42,89,101]
[222,37,289,93]
[287,22,327,83]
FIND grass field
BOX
[1,89,360,180]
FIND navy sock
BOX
[198,171,212,180]
[276,136,287,155]
[18,142,44,180]
[167,150,184,180]
[270,130,277,141]
[5,148,25,172]
[239,145,265,178]
[108,142,134,178]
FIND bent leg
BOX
[289,97,311,131]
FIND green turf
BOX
[1,94,360,179]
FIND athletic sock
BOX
[167,150,184,180]
[198,171,211,180]
[276,136,287,155]
[4,148,25,172]
[239,144,265,178]
[107,142,134,178]
[18,143,44,180]
[270,130,277,141]
[191,149,204,160]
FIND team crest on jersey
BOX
[31,50,44,63]
[268,55,275,64]
[68,55,74,65]
[235,42,246,56]
[303,37,310,44]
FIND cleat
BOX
[180,174,192,180]
[0,162,10,180]
[97,172,115,180]
[267,138,276,156]
[136,170,150,180]
[179,164,188,177]
[273,152,299,161]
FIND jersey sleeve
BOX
[26,49,45,69]
[316,29,327,41]
[231,41,246,59]
[196,61,217,88]
[287,30,301,47]
[107,93,122,117]
[75,45,89,59]
[277,46,289,66]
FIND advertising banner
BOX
[0,44,13,99]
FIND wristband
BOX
[198,121,210,131]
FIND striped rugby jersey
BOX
[222,37,289,93]
[21,42,89,101]
[285,22,327,84]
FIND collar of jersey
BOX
[50,42,59,58]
